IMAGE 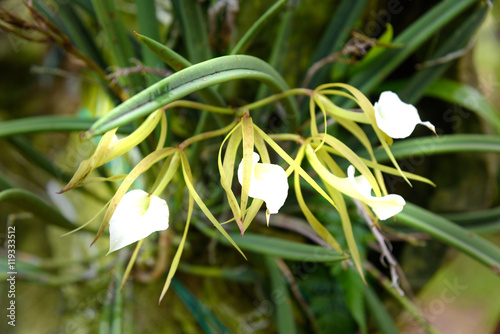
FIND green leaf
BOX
[134,33,191,71]
[87,55,299,136]
[172,279,231,334]
[0,188,78,230]
[135,0,164,86]
[347,0,481,96]
[111,268,124,334]
[230,0,288,55]
[339,267,367,334]
[366,264,440,334]
[33,0,106,69]
[396,203,500,274]
[7,137,109,203]
[220,233,350,262]
[172,0,211,63]
[364,285,399,334]
[90,0,142,92]
[354,24,394,70]
[99,282,113,334]
[371,134,500,162]
[0,116,126,138]
[442,206,500,234]
[398,4,488,104]
[135,33,226,108]
[306,0,368,89]
[265,257,297,334]
[425,78,500,133]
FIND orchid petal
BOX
[347,165,405,220]
[374,91,436,139]
[238,152,288,215]
[108,189,169,253]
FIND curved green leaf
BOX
[425,78,500,133]
[265,257,297,334]
[87,55,299,136]
[0,116,126,138]
[172,0,211,63]
[172,279,231,334]
[396,203,500,275]
[398,5,488,104]
[371,134,500,162]
[306,0,368,89]
[90,0,142,92]
[136,0,164,86]
[135,32,191,71]
[135,33,226,108]
[0,188,77,230]
[348,0,480,97]
[220,233,350,262]
[230,0,288,55]
[364,285,399,334]
[442,206,500,234]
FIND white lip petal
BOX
[238,152,288,215]
[374,91,435,139]
[108,189,169,253]
[347,165,405,220]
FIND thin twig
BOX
[415,38,476,69]
[30,65,99,84]
[108,62,172,84]
[354,199,405,296]
[0,3,128,101]
[301,48,356,89]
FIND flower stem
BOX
[237,88,311,115]
[268,133,304,143]
[163,100,234,115]
[179,120,238,151]
[120,239,144,291]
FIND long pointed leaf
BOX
[425,78,500,133]
[348,0,480,95]
[0,188,77,230]
[265,256,297,334]
[220,233,349,262]
[87,55,299,136]
[371,134,500,162]
[396,203,500,274]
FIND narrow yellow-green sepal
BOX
[159,188,192,303]
[294,146,343,252]
[218,122,242,228]
[254,125,338,210]
[240,114,255,224]
[180,152,246,259]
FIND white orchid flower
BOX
[374,91,436,139]
[347,165,405,220]
[108,189,169,253]
[238,152,288,223]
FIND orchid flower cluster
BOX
[62,84,435,295]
